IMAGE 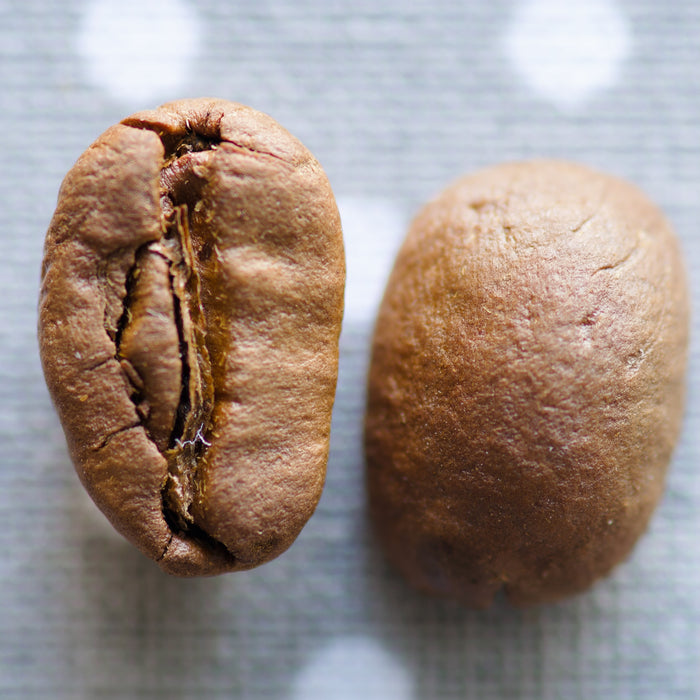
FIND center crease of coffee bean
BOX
[115,129,217,535]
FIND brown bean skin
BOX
[39,98,345,576]
[365,161,689,607]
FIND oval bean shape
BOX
[365,161,689,606]
[39,98,345,575]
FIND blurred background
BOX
[1,0,698,697]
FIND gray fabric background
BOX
[1,0,698,697]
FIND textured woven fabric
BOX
[1,1,698,697]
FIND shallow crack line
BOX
[571,212,596,233]
[86,356,114,372]
[592,247,636,276]
[94,421,141,451]
[220,138,293,165]
[156,532,174,562]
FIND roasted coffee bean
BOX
[39,98,345,575]
[365,160,689,606]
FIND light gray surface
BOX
[1,1,698,698]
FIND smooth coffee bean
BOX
[365,161,689,606]
[39,98,345,575]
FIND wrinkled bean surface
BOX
[39,98,345,575]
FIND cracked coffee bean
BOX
[365,160,689,606]
[39,98,345,575]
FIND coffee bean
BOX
[365,161,689,606]
[39,99,345,575]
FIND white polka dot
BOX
[77,0,202,104]
[336,197,406,324]
[291,636,414,700]
[505,0,631,110]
